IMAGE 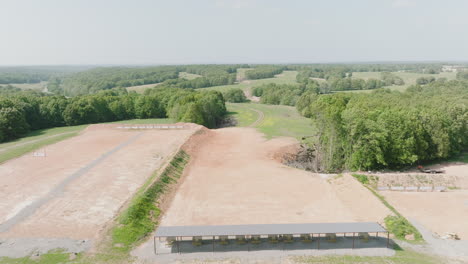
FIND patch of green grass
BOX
[385,215,422,241]
[8,81,48,91]
[236,68,253,81]
[178,71,202,80]
[225,104,258,127]
[125,83,161,93]
[203,70,298,93]
[227,102,316,139]
[352,174,369,184]
[111,150,189,252]
[352,175,424,243]
[0,125,87,164]
[293,246,442,264]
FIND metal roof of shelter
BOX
[155,222,387,237]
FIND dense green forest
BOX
[222,88,247,103]
[252,82,318,106]
[289,63,448,75]
[49,66,180,96]
[0,88,226,142]
[0,66,89,84]
[245,65,286,80]
[51,65,248,96]
[296,80,468,171]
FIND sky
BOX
[1,0,468,65]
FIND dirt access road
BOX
[0,124,199,241]
[160,127,391,226]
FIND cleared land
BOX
[0,119,173,164]
[204,70,298,93]
[7,81,48,92]
[0,123,199,240]
[126,83,161,93]
[160,127,391,227]
[227,102,315,139]
[378,162,468,240]
[178,72,202,80]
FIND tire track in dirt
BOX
[248,107,265,127]
[0,132,143,233]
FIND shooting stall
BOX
[153,222,389,254]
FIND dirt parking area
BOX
[161,127,391,227]
[0,123,199,240]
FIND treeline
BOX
[327,78,386,91]
[0,88,226,142]
[297,70,404,92]
[416,76,436,85]
[245,65,287,80]
[222,88,247,103]
[252,82,318,106]
[290,63,447,75]
[456,71,468,80]
[297,80,468,171]
[0,66,90,84]
[52,65,248,96]
[0,85,22,94]
[50,66,180,96]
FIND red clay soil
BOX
[0,123,200,240]
[161,127,391,226]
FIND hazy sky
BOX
[1,0,468,65]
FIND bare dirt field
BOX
[160,127,391,227]
[0,123,200,240]
[383,189,468,240]
[374,162,468,240]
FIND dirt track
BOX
[0,123,199,240]
[161,127,391,226]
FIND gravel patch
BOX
[0,238,91,258]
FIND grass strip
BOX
[111,150,189,252]
[352,174,423,243]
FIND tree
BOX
[0,107,29,140]
[223,88,247,103]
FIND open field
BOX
[126,83,161,93]
[227,102,315,139]
[160,127,391,227]
[203,70,298,93]
[7,81,48,91]
[178,71,202,80]
[236,68,252,81]
[351,71,458,92]
[0,123,200,256]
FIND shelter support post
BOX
[352,232,355,249]
[317,234,320,249]
[177,237,180,254]
[154,237,157,255]
[212,236,215,253]
[387,232,390,248]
